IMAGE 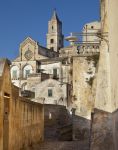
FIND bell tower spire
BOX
[47,10,64,52]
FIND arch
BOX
[50,39,54,43]
[23,64,33,78]
[21,82,27,91]
[11,65,20,80]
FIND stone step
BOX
[27,141,89,150]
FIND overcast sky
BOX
[0,0,100,60]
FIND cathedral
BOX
[11,10,73,107]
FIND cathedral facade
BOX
[11,11,72,107]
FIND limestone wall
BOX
[35,78,68,106]
[82,21,101,43]
[0,59,44,150]
[0,59,11,150]
[27,73,49,92]
[71,55,98,145]
[9,85,44,150]
[95,0,118,113]
[72,55,99,119]
[90,0,118,149]
[108,0,118,111]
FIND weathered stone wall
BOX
[0,59,44,150]
[82,21,101,43]
[90,0,118,149]
[72,115,91,144]
[90,109,118,150]
[72,55,99,119]
[108,0,118,111]
[9,85,44,150]
[0,59,11,150]
[35,78,68,106]
[27,73,49,92]
[59,45,78,57]
[71,54,99,147]
[95,0,118,113]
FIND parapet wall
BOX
[9,85,44,150]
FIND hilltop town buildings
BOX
[10,10,101,117]
[1,0,118,149]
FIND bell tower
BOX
[47,10,64,52]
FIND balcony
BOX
[21,90,35,98]
[11,77,19,80]
[77,42,100,54]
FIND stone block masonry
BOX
[90,109,118,150]
[0,58,44,150]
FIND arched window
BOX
[11,66,19,80]
[50,39,54,43]
[52,26,54,30]
[21,82,27,91]
[23,65,33,78]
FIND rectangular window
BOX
[53,68,57,79]
[48,89,53,97]
[50,39,54,43]
[25,70,30,78]
[12,70,17,79]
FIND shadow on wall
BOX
[72,114,91,148]
[44,104,73,141]
[90,108,118,150]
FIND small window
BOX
[12,70,17,79]
[50,47,54,51]
[25,70,30,78]
[52,26,54,30]
[48,89,53,97]
[50,39,54,43]
[53,68,57,79]
[91,26,94,29]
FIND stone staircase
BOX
[27,141,89,150]
[25,105,89,150]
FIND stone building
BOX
[34,78,71,107]
[11,11,63,90]
[11,36,58,90]
[47,10,64,52]
[82,21,101,43]
[10,10,72,107]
